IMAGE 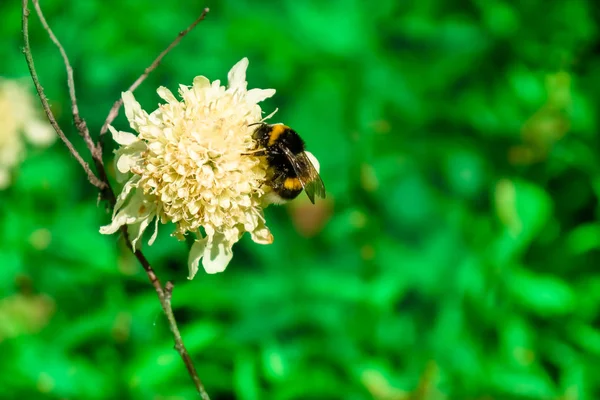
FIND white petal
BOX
[204,224,215,237]
[250,223,273,244]
[108,125,139,146]
[227,57,249,91]
[116,153,138,174]
[129,215,153,249]
[193,76,210,89]
[122,91,146,131]
[178,84,190,96]
[202,233,234,274]
[100,189,155,235]
[304,151,320,173]
[188,237,208,279]
[148,214,160,246]
[156,86,178,104]
[99,209,135,235]
[246,88,275,104]
[114,146,144,183]
[112,177,140,217]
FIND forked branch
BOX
[31,0,97,155]
[21,3,105,190]
[21,1,211,398]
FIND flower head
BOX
[0,78,55,188]
[100,58,278,278]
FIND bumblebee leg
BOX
[242,149,268,156]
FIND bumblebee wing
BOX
[280,146,326,204]
[296,152,326,204]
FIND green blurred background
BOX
[2,0,600,399]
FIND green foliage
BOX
[1,0,600,399]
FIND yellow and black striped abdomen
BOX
[283,177,303,191]
[271,176,303,200]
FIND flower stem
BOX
[131,248,211,400]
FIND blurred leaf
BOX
[489,367,557,399]
[566,223,600,255]
[0,293,55,341]
[508,267,575,316]
[234,351,260,400]
[493,179,552,263]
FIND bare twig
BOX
[22,1,211,398]
[165,281,175,301]
[20,1,106,190]
[30,0,112,202]
[31,0,95,152]
[125,235,211,400]
[100,7,210,136]
[161,280,209,400]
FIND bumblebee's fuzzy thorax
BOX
[253,123,305,155]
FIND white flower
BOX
[100,58,278,278]
[0,78,55,189]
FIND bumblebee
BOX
[246,123,326,204]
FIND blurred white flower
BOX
[0,78,55,188]
[100,58,277,278]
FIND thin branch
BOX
[22,1,211,398]
[164,292,211,400]
[21,0,106,190]
[125,236,210,400]
[100,7,210,136]
[30,0,112,202]
[165,281,175,301]
[31,0,95,152]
